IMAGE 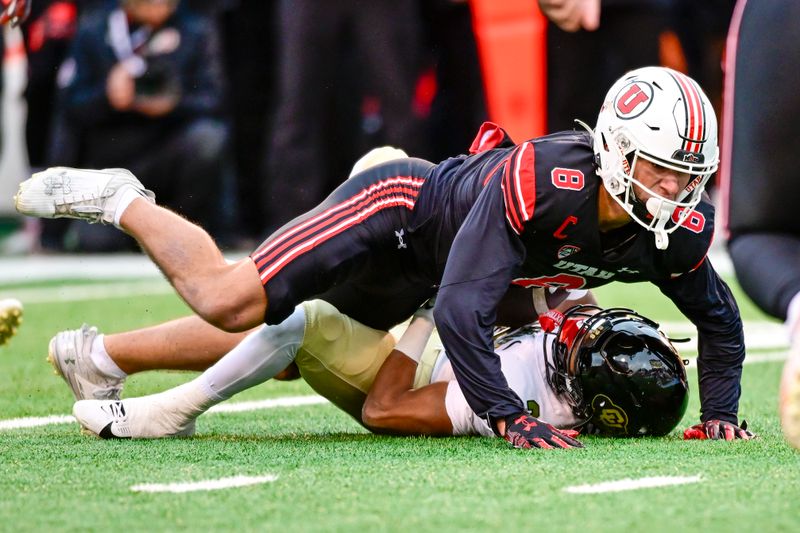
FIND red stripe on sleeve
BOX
[501,143,537,234]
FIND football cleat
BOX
[72,399,196,439]
[780,333,800,449]
[73,388,200,439]
[14,166,155,224]
[48,325,124,401]
[0,298,22,346]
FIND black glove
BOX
[683,419,755,441]
[504,413,584,449]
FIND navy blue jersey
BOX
[427,127,744,426]
[252,122,745,428]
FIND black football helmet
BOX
[546,305,689,437]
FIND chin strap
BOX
[653,231,669,250]
[645,197,673,250]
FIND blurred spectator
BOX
[218,0,276,242]
[418,0,486,162]
[20,0,78,252]
[22,0,77,168]
[263,0,424,231]
[543,0,670,132]
[51,0,228,251]
[667,0,735,116]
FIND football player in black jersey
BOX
[17,66,753,448]
[721,0,800,448]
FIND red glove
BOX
[683,420,755,441]
[504,413,584,449]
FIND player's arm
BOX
[362,311,452,435]
[496,286,598,328]
[657,259,754,440]
[434,175,581,448]
[538,0,600,32]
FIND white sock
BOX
[89,334,127,379]
[200,306,306,400]
[112,188,146,228]
[159,379,219,419]
[786,291,800,342]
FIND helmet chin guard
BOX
[593,67,719,250]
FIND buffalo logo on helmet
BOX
[591,394,629,432]
[614,81,654,119]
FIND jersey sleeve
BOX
[656,259,745,424]
[434,172,528,426]
[444,381,494,437]
[500,142,537,235]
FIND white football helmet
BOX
[593,66,719,249]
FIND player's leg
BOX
[49,315,252,401]
[71,300,398,438]
[118,199,266,332]
[49,146,422,402]
[292,300,398,423]
[722,0,800,448]
[15,167,266,332]
[250,156,434,327]
[72,307,307,438]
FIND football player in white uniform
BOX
[67,298,689,443]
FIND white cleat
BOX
[780,333,800,449]
[0,298,23,346]
[73,388,200,439]
[0,298,22,346]
[48,325,124,401]
[14,166,155,224]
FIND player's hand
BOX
[503,413,584,449]
[683,420,755,441]
[106,63,136,111]
[537,0,600,32]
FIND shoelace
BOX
[100,401,127,421]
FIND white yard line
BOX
[564,475,702,494]
[0,414,75,430]
[207,395,327,413]
[0,395,328,431]
[6,280,173,303]
[0,254,247,284]
[130,475,278,493]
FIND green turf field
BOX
[1,274,799,532]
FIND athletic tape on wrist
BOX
[394,315,435,363]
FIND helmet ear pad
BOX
[561,308,689,437]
